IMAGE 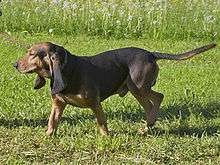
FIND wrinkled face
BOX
[15,42,67,94]
[14,44,51,78]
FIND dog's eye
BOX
[29,50,36,55]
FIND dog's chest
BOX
[56,93,93,108]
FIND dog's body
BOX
[14,43,216,135]
[57,47,157,104]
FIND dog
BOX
[14,42,216,136]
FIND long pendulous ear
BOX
[48,53,66,95]
[34,75,46,89]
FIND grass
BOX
[0,0,220,40]
[0,34,219,164]
[0,0,220,163]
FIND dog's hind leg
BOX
[149,90,164,114]
[127,77,154,128]
[145,90,164,127]
[127,61,161,133]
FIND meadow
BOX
[0,0,220,164]
[0,0,220,40]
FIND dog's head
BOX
[14,42,67,95]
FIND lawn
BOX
[0,34,219,164]
[0,0,220,164]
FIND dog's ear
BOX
[48,51,66,95]
[34,75,46,89]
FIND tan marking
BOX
[91,103,108,136]
[56,94,94,108]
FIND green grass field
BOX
[0,34,219,164]
[0,0,220,164]
[1,0,220,40]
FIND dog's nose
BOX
[13,62,19,69]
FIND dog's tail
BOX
[152,43,216,60]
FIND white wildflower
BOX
[152,20,158,25]
[102,1,108,6]
[34,7,40,13]
[63,1,69,9]
[181,16,186,21]
[205,15,215,23]
[213,32,217,37]
[97,8,104,13]
[52,0,60,5]
[9,76,13,80]
[49,29,54,33]
[91,18,95,21]
[127,15,133,21]
[72,13,77,17]
[112,4,116,10]
[71,3,78,10]
[131,2,141,8]
[119,9,125,16]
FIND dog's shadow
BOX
[0,101,219,137]
[112,101,220,137]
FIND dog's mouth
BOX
[37,68,51,78]
[13,61,37,74]
[18,69,34,74]
[16,66,37,74]
[25,69,34,73]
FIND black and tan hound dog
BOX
[14,42,216,135]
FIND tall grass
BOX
[0,0,220,40]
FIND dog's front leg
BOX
[91,102,108,136]
[46,96,66,136]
